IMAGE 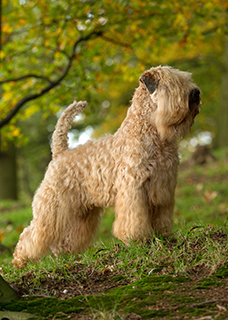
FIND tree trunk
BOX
[0,137,18,200]
[215,39,228,148]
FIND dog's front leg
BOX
[149,201,175,237]
[113,186,153,243]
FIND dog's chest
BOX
[144,145,179,205]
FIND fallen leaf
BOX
[203,190,218,202]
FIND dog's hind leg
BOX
[12,222,51,268]
[12,184,73,267]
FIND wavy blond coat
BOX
[13,66,200,267]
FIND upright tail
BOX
[51,101,87,159]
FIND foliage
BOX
[1,0,228,146]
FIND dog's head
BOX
[139,66,201,140]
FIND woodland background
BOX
[0,0,228,201]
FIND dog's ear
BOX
[139,72,159,94]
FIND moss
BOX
[0,296,85,318]
[0,274,225,319]
[0,275,182,318]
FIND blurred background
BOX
[0,0,227,201]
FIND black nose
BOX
[192,88,200,97]
[189,89,200,108]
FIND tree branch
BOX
[0,74,54,84]
[101,34,131,49]
[0,30,103,129]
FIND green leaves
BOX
[0,0,228,144]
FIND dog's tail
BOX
[51,100,87,159]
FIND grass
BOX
[0,147,228,319]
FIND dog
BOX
[12,66,201,267]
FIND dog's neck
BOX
[115,103,178,151]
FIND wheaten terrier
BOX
[13,66,201,267]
